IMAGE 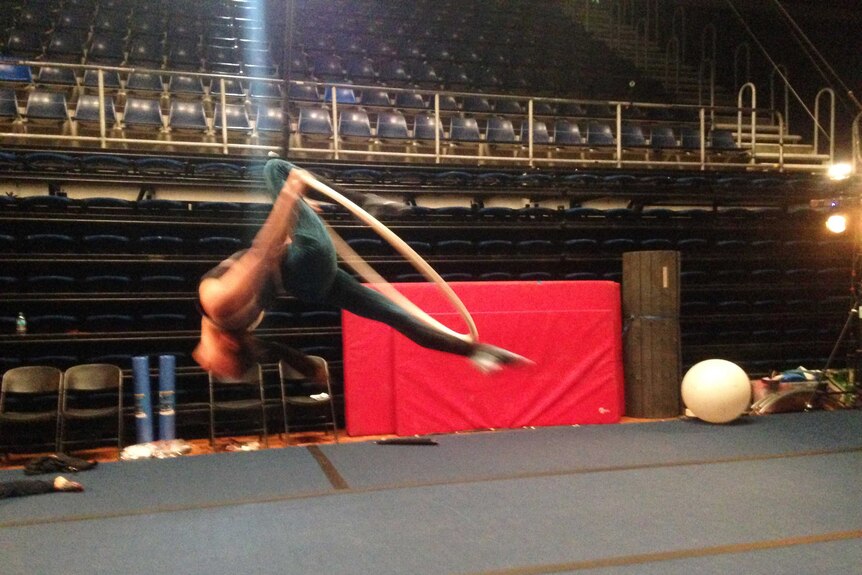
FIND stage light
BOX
[828,163,852,181]
[826,213,848,234]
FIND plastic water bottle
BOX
[16,312,27,335]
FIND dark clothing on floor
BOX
[0,479,55,499]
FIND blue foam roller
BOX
[132,356,154,443]
[158,354,176,441]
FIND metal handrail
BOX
[814,88,836,163]
[853,111,861,175]
[737,82,757,152]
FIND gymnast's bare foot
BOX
[54,476,84,492]
[469,343,535,375]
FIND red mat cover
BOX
[342,281,624,436]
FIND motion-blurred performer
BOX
[193,159,530,381]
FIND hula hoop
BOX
[295,169,479,344]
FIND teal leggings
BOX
[263,159,474,356]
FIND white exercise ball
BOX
[681,359,751,423]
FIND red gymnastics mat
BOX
[342,281,624,436]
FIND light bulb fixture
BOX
[826,213,848,234]
[828,163,852,181]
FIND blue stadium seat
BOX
[494,99,523,115]
[394,92,426,110]
[82,274,132,291]
[553,120,584,146]
[376,110,409,141]
[82,234,131,253]
[140,313,189,331]
[323,86,357,105]
[517,240,556,255]
[24,91,69,126]
[254,104,284,135]
[650,126,678,150]
[167,75,206,98]
[27,314,78,333]
[84,314,135,332]
[35,65,78,89]
[27,276,76,293]
[441,273,474,282]
[338,110,373,140]
[462,95,492,115]
[139,274,187,291]
[564,238,599,253]
[0,61,33,86]
[449,116,480,142]
[73,94,118,131]
[297,106,333,138]
[310,53,344,81]
[345,237,389,256]
[197,236,243,254]
[480,272,514,281]
[478,239,514,255]
[122,97,164,132]
[621,124,648,147]
[126,36,164,67]
[125,72,164,96]
[485,117,517,144]
[81,69,122,93]
[138,235,184,254]
[0,89,19,124]
[45,29,88,61]
[587,122,615,146]
[378,60,411,86]
[435,239,475,255]
[0,234,15,252]
[25,233,77,253]
[681,127,702,149]
[86,33,126,65]
[210,78,246,101]
[410,62,441,87]
[710,129,740,152]
[5,29,45,59]
[520,120,551,145]
[413,114,443,142]
[213,103,251,135]
[360,90,392,108]
[286,83,319,104]
[346,56,377,82]
[249,80,283,101]
[168,99,209,134]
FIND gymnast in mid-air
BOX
[193,158,530,380]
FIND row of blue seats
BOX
[296,106,740,150]
[1,65,280,99]
[0,192,832,226]
[1,274,198,292]
[0,90,280,136]
[0,233,244,254]
[1,234,847,260]
[0,152,265,179]
[4,29,276,77]
[1,312,195,333]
